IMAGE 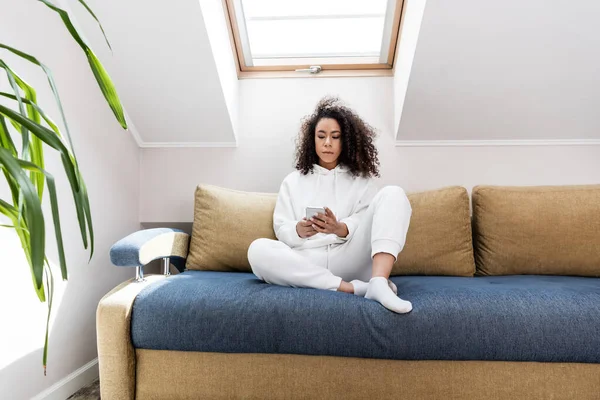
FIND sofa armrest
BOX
[97,275,166,400]
[110,228,190,274]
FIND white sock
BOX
[387,279,398,295]
[350,280,369,297]
[365,277,412,314]
[351,279,398,297]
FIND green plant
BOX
[0,0,126,374]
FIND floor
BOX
[66,378,100,399]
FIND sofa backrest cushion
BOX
[392,186,475,276]
[187,183,475,276]
[185,184,277,272]
[472,185,600,276]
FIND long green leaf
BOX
[0,151,20,220]
[0,62,45,199]
[0,63,28,226]
[0,60,29,158]
[18,160,67,281]
[0,199,32,259]
[0,198,19,220]
[0,115,19,206]
[0,43,77,155]
[0,224,28,231]
[0,109,33,290]
[0,104,77,181]
[0,114,17,156]
[2,169,20,215]
[12,72,45,202]
[0,93,61,135]
[36,0,127,129]
[0,99,45,209]
[0,199,31,282]
[2,63,42,125]
[0,105,91,251]
[79,178,94,259]
[76,0,112,51]
[60,156,88,250]
[43,261,54,375]
[0,149,45,294]
[29,137,45,198]
[84,49,126,128]
[0,199,30,243]
[0,197,32,226]
[0,197,44,303]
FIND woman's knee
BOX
[374,185,411,211]
[380,185,405,196]
[375,185,407,201]
[247,238,274,264]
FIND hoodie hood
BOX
[312,163,349,175]
[311,163,349,218]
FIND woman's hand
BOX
[310,207,349,238]
[296,218,318,238]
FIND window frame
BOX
[222,0,406,78]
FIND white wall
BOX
[140,77,395,222]
[140,77,599,225]
[379,144,599,193]
[0,1,140,398]
[141,141,599,224]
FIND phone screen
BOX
[306,207,325,220]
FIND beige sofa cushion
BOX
[472,185,600,276]
[392,186,475,276]
[185,185,277,272]
[187,184,475,277]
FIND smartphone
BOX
[306,206,325,220]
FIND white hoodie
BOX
[273,163,379,250]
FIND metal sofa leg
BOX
[162,257,171,276]
[135,266,145,282]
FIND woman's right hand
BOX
[296,218,318,238]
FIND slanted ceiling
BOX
[69,0,600,146]
[67,0,235,145]
[397,0,600,141]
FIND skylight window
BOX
[224,0,405,76]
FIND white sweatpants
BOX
[247,186,412,291]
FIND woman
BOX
[247,97,413,314]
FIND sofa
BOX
[97,183,600,400]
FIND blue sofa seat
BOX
[131,271,600,363]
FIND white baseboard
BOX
[395,139,600,146]
[31,358,99,400]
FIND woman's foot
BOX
[365,277,412,313]
[351,279,398,297]
[350,280,369,296]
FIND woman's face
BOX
[314,118,342,169]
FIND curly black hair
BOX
[294,96,380,178]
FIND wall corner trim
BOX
[395,139,600,147]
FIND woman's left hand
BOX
[310,207,348,237]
